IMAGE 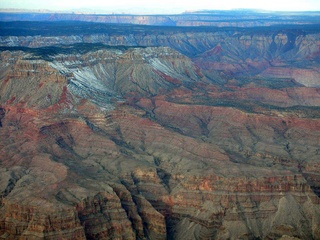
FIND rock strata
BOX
[0,26,319,239]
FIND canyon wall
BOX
[1,22,319,89]
[0,19,320,240]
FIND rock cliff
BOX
[1,22,319,89]
[0,19,320,240]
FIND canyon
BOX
[0,12,320,239]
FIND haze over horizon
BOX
[1,0,320,14]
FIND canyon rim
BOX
[0,10,320,240]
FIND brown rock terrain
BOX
[259,67,320,87]
[1,100,319,239]
[0,20,320,240]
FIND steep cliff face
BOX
[0,101,319,239]
[49,47,205,100]
[0,51,67,109]
[194,32,320,87]
[0,25,320,240]
[1,22,320,59]
[1,22,319,89]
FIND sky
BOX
[1,0,320,14]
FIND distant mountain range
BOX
[1,10,320,27]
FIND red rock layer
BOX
[0,47,319,239]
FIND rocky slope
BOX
[50,46,205,99]
[1,21,320,58]
[0,20,320,240]
[1,22,319,90]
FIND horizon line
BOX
[1,8,320,15]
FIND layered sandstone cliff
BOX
[0,29,319,240]
[1,22,319,90]
[1,101,319,239]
